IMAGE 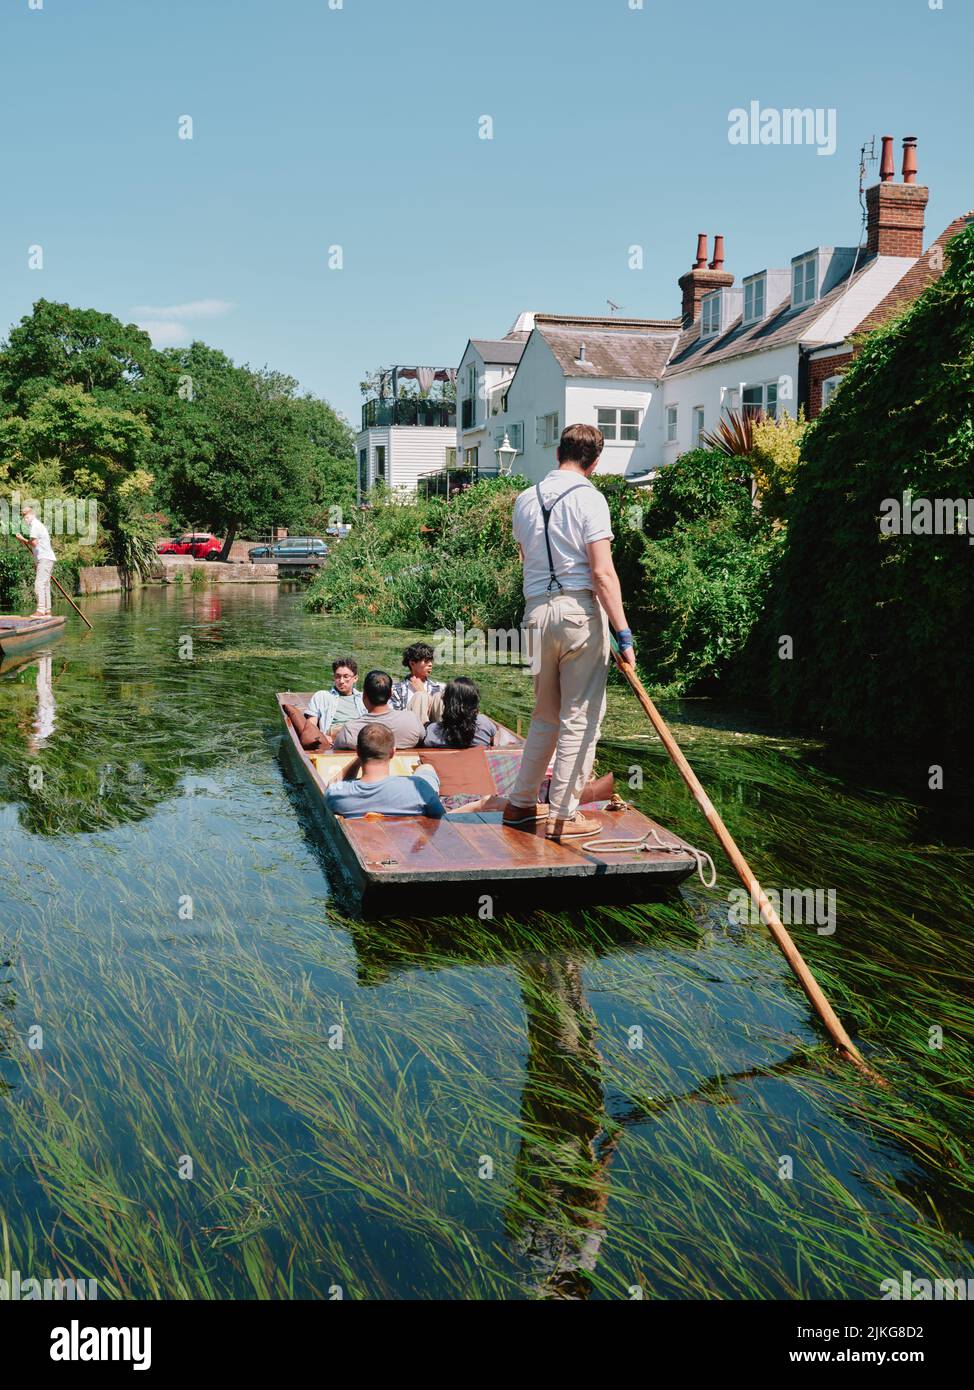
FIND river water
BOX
[0,584,971,1299]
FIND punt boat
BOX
[278,692,700,904]
[0,615,66,658]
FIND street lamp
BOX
[495,432,517,476]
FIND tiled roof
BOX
[537,324,679,379]
[854,214,974,334]
[665,257,886,375]
[536,312,681,331]
[470,338,526,365]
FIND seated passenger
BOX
[390,642,443,723]
[332,669,425,749]
[325,723,445,819]
[421,676,497,748]
[284,656,365,750]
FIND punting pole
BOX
[610,635,882,1083]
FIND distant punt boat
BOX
[0,615,66,657]
[277,692,699,905]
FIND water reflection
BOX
[27,652,56,752]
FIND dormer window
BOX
[792,253,818,307]
[700,293,721,337]
[743,274,766,325]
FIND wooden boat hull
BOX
[0,615,66,657]
[278,693,699,902]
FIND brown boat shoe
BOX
[546,812,603,841]
[501,800,549,828]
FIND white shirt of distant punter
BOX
[23,508,56,564]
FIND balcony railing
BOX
[361,398,456,430]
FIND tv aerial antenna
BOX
[607,298,625,314]
[859,136,878,218]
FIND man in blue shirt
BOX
[325,723,445,819]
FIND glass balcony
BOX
[361,398,456,429]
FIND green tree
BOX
[0,299,153,412]
[289,394,357,528]
[149,344,310,558]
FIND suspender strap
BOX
[535,482,589,592]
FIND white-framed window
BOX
[537,412,559,447]
[464,446,479,468]
[792,254,818,307]
[700,293,721,337]
[692,406,705,446]
[743,275,766,324]
[375,445,387,480]
[597,407,641,442]
[821,375,843,409]
[493,421,523,452]
[741,382,779,420]
[665,404,678,443]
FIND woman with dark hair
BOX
[421,677,497,749]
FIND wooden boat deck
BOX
[278,692,698,894]
[0,614,66,656]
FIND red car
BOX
[157,533,225,560]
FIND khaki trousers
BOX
[510,589,609,819]
[34,559,54,616]
[407,690,444,725]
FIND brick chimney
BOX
[678,234,734,327]
[865,136,929,258]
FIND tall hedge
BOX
[770,223,974,758]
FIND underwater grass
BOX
[0,589,971,1299]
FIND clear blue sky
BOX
[1,0,970,430]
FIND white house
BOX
[489,314,680,483]
[472,136,962,485]
[456,328,529,475]
[355,365,457,500]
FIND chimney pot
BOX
[879,134,895,182]
[709,235,725,270]
[693,233,708,269]
[902,136,918,184]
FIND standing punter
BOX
[502,424,636,842]
[21,504,57,620]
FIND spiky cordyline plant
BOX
[702,407,762,459]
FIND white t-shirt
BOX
[28,516,56,563]
[513,470,613,598]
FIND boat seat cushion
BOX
[417,747,496,796]
[309,751,421,786]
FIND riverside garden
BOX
[0,229,971,1300]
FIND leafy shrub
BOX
[305,476,524,632]
[769,221,974,755]
[0,541,34,607]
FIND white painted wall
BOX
[660,343,800,462]
[491,330,567,483]
[355,425,456,498]
[564,379,661,478]
[457,341,518,469]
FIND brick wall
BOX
[806,352,853,418]
[865,183,929,258]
